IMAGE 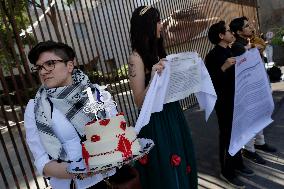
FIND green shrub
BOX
[117,64,128,79]
[85,64,129,84]
[271,27,284,46]
[86,70,104,83]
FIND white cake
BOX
[82,113,142,172]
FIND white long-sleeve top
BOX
[24,99,115,189]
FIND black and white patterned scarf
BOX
[34,68,100,161]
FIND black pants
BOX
[216,105,244,178]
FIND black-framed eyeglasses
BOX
[243,24,250,29]
[31,59,68,72]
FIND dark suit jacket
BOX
[231,36,248,56]
[205,45,235,123]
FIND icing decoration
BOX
[86,119,97,126]
[120,121,127,131]
[91,135,101,142]
[82,144,90,171]
[116,112,124,116]
[99,119,110,126]
[83,85,117,120]
[87,138,137,157]
[116,135,133,159]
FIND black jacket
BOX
[205,45,235,117]
[231,36,248,57]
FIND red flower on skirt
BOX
[171,154,181,167]
[139,154,149,165]
[186,165,191,174]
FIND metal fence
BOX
[0,0,259,188]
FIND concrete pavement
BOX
[185,81,284,189]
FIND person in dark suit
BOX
[205,21,254,189]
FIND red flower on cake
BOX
[120,121,127,131]
[116,135,132,159]
[116,112,124,116]
[186,165,191,174]
[85,119,97,126]
[91,135,101,142]
[171,154,181,167]
[139,155,149,165]
[82,144,90,171]
[99,119,110,126]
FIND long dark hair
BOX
[130,6,167,72]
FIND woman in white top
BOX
[24,41,117,189]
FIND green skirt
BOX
[135,102,198,189]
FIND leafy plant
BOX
[0,0,35,71]
[85,70,104,83]
[271,27,284,46]
[117,64,128,79]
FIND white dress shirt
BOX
[24,99,115,189]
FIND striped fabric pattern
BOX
[34,69,100,161]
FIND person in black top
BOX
[229,17,277,165]
[205,21,254,189]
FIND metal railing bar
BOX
[30,0,46,41]
[38,0,53,40]
[59,0,76,51]
[107,0,137,123]
[67,1,87,65]
[99,0,132,123]
[0,75,21,189]
[82,0,101,61]
[25,1,39,43]
[72,0,92,64]
[115,0,139,118]
[0,157,10,188]
[53,0,67,43]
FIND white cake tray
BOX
[67,138,154,174]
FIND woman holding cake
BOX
[129,6,198,189]
[24,41,138,189]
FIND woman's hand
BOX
[221,57,236,72]
[151,59,166,78]
[43,161,74,179]
[73,172,96,180]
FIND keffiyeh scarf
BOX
[34,69,100,161]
